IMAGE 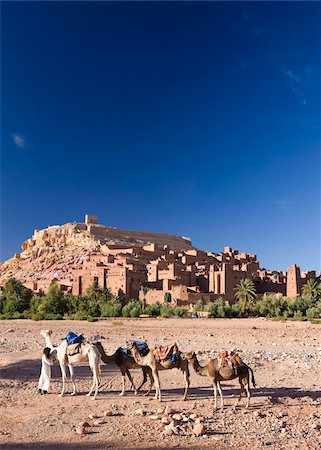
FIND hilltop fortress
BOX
[0,215,317,305]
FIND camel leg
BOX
[87,366,99,400]
[145,370,154,396]
[152,368,161,402]
[182,365,190,401]
[217,381,224,409]
[234,379,244,409]
[59,363,67,397]
[119,369,126,396]
[136,368,148,394]
[69,365,76,396]
[244,379,251,408]
[213,380,218,410]
[126,369,138,395]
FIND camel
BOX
[126,341,190,402]
[94,341,154,396]
[186,351,256,410]
[40,330,101,399]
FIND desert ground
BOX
[0,318,320,450]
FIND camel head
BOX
[40,330,52,338]
[185,351,196,361]
[125,341,137,351]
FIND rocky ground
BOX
[0,318,320,449]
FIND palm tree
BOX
[141,286,149,308]
[301,279,321,298]
[163,292,172,304]
[234,279,256,313]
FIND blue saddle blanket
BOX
[66,331,84,345]
[120,339,149,358]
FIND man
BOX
[37,347,56,394]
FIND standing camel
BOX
[186,351,256,410]
[40,330,101,399]
[126,341,190,402]
[94,341,154,396]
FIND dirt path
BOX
[0,318,320,449]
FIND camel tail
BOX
[249,366,256,388]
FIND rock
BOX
[149,415,160,420]
[172,414,182,421]
[103,410,113,417]
[157,407,165,414]
[165,406,174,415]
[164,428,174,436]
[88,414,98,420]
[193,423,207,436]
[76,425,88,435]
[161,416,171,425]
[93,420,100,426]
[189,413,197,420]
[134,408,145,416]
[78,421,90,428]
[195,417,204,424]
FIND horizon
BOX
[1,2,320,272]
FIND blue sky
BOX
[1,1,320,271]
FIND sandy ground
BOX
[0,318,320,450]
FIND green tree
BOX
[0,278,32,316]
[141,286,149,308]
[144,301,161,317]
[41,282,67,316]
[163,292,172,304]
[301,279,321,298]
[122,299,142,318]
[234,279,256,314]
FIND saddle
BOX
[220,350,242,373]
[65,331,85,358]
[124,340,149,358]
[154,343,179,364]
[66,342,82,356]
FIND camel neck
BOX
[45,336,54,350]
[98,346,116,364]
[191,355,208,376]
[131,348,146,365]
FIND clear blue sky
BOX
[1,1,320,272]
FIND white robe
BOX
[38,350,56,391]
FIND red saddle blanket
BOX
[221,351,242,369]
[154,343,179,362]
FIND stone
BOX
[134,408,145,416]
[78,421,90,428]
[149,415,160,420]
[165,406,174,415]
[161,417,171,425]
[76,425,88,435]
[88,414,98,420]
[194,417,204,424]
[193,423,207,436]
[172,414,182,421]
[103,410,113,417]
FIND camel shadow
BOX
[0,358,122,381]
[161,385,321,402]
[0,444,212,450]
